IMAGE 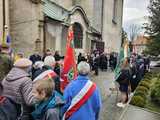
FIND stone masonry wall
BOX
[9,0,43,56]
[103,0,123,53]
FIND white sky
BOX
[123,0,150,31]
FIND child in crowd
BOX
[32,78,64,120]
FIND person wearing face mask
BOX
[1,58,37,120]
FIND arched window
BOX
[73,23,83,48]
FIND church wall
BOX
[72,0,94,28]
[92,0,102,32]
[45,20,63,54]
[102,0,123,53]
[9,0,44,56]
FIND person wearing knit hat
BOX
[1,58,36,120]
[14,58,32,68]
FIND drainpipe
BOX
[2,0,6,43]
[101,0,104,41]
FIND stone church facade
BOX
[0,0,123,56]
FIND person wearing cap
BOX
[62,61,102,120]
[1,58,36,120]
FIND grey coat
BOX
[2,67,36,119]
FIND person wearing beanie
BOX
[1,58,36,120]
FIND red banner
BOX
[61,26,77,91]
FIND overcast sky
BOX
[123,0,150,32]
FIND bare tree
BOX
[128,24,141,41]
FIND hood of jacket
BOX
[5,67,29,82]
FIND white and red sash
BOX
[33,70,57,82]
[62,80,96,120]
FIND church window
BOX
[73,23,83,48]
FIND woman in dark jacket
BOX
[116,58,131,108]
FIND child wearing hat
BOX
[32,78,64,120]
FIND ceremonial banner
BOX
[61,25,77,91]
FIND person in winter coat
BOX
[32,78,64,120]
[29,52,42,64]
[1,58,37,120]
[42,49,52,61]
[116,58,131,108]
[62,61,102,120]
[54,51,62,62]
[32,61,45,80]
[0,45,13,82]
[100,53,108,71]
[33,56,62,94]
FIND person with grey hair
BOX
[77,61,90,75]
[62,61,102,120]
[32,56,62,94]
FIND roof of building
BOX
[42,0,68,21]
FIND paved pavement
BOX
[91,70,124,120]
[91,70,160,120]
[120,105,160,120]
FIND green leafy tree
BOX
[144,0,160,55]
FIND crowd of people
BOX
[0,46,102,120]
[115,53,150,108]
[0,44,151,120]
[77,51,118,75]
